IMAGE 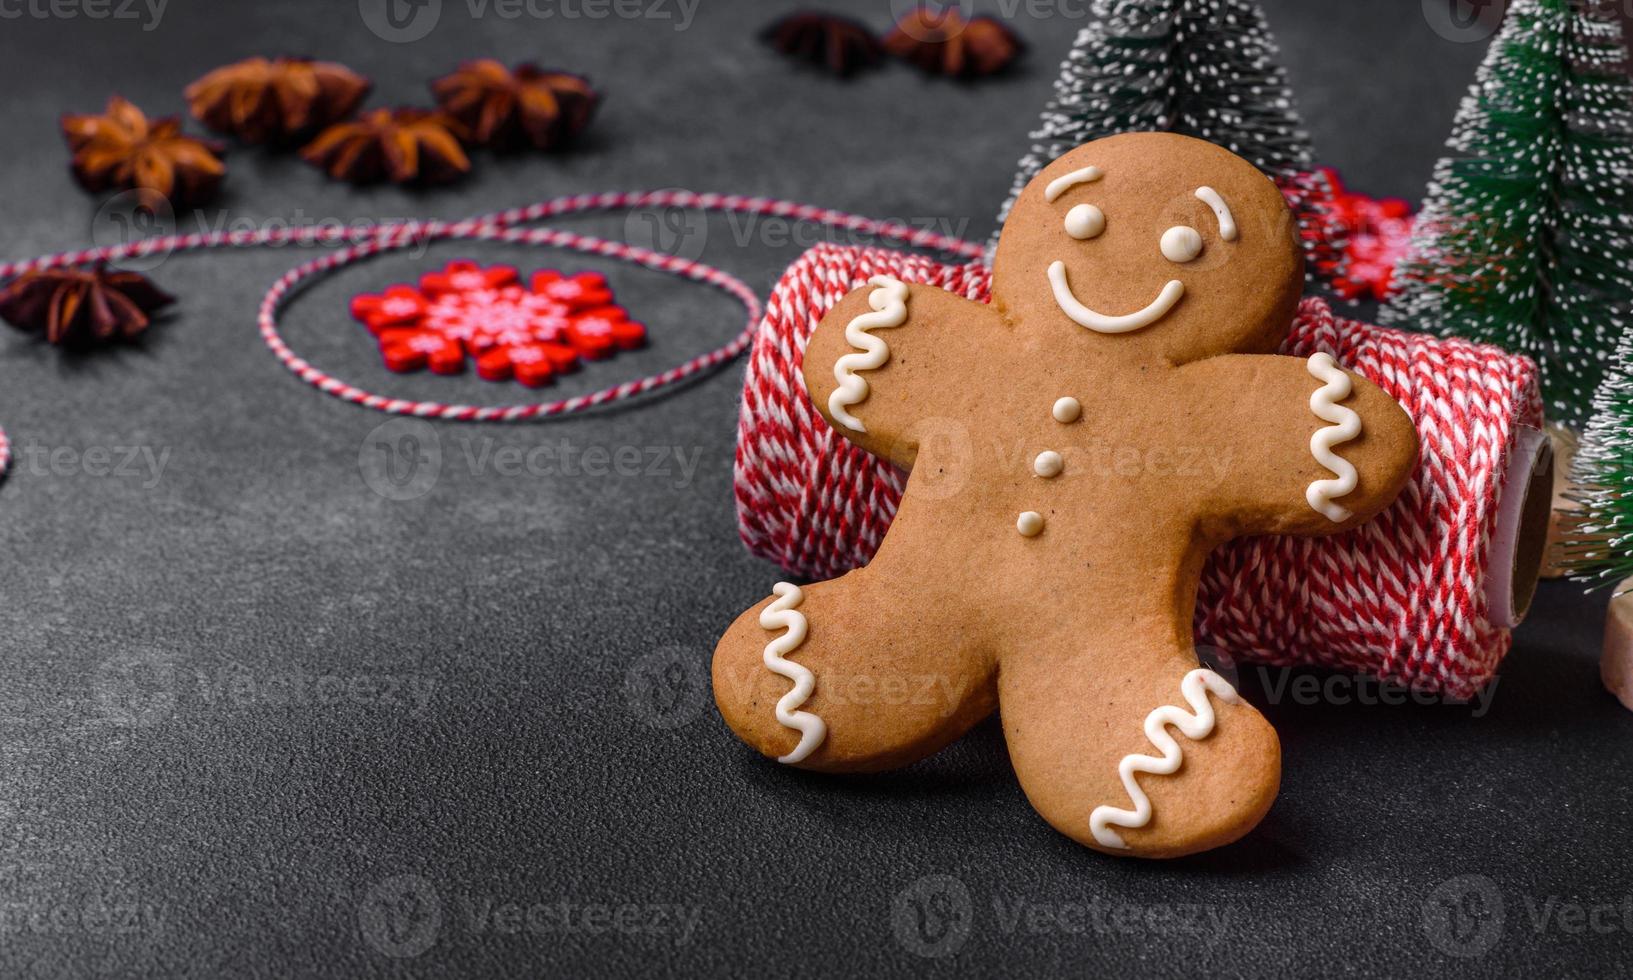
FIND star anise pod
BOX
[300,108,471,185]
[61,96,226,206]
[185,56,372,144]
[0,265,174,346]
[430,60,598,152]
[762,12,884,77]
[883,5,1023,77]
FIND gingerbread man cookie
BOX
[712,133,1418,858]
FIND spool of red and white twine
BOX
[733,244,1550,699]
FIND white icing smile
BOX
[1046,261,1185,334]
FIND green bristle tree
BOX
[991,0,1343,283]
[1381,0,1633,429]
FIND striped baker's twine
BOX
[0,189,988,475]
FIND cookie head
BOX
[993,132,1303,362]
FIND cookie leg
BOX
[997,645,1281,858]
[712,574,997,774]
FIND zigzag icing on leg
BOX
[1089,669,1242,849]
[759,582,826,764]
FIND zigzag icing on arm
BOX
[1088,669,1242,850]
[759,582,826,765]
[828,275,910,433]
[1304,352,1363,523]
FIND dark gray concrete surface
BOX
[0,0,1626,976]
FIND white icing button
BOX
[1052,397,1081,423]
[1064,204,1105,240]
[1161,225,1203,263]
[1017,511,1045,537]
[1034,451,1064,478]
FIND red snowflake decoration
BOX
[1320,168,1418,304]
[349,261,645,386]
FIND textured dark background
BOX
[0,0,1627,976]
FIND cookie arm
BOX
[1176,353,1418,537]
[802,279,1001,468]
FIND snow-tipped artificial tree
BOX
[1565,324,1633,583]
[1382,0,1633,428]
[991,0,1343,282]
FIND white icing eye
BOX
[1064,204,1106,240]
[1161,225,1203,263]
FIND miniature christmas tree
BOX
[1565,326,1633,583]
[1381,0,1633,428]
[992,0,1343,282]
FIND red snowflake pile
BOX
[349,261,645,387]
[1321,168,1417,303]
